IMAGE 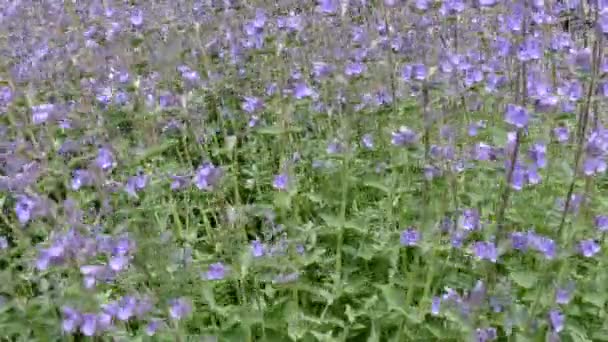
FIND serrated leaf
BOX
[293,284,334,305]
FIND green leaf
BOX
[581,292,606,308]
[224,135,237,152]
[274,191,292,209]
[591,331,608,341]
[363,180,391,194]
[568,322,592,342]
[426,322,449,339]
[376,284,407,315]
[510,271,537,289]
[256,125,303,135]
[367,320,380,342]
[320,213,343,227]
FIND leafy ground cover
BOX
[0,1,608,341]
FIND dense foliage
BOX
[0,0,608,341]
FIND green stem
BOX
[335,153,349,292]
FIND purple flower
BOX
[178,66,200,84]
[194,162,222,190]
[62,306,81,333]
[80,313,98,336]
[595,215,608,232]
[242,96,264,113]
[168,298,192,321]
[549,309,564,333]
[169,175,190,191]
[251,240,265,257]
[130,8,144,26]
[114,91,129,105]
[402,64,427,81]
[528,232,557,259]
[125,172,149,198]
[504,104,529,128]
[451,230,467,248]
[344,62,366,77]
[476,327,497,342]
[0,236,7,250]
[96,312,112,332]
[468,121,486,137]
[468,280,487,308]
[109,255,130,271]
[361,134,374,149]
[273,173,289,191]
[601,9,608,34]
[318,0,338,14]
[554,126,568,143]
[510,232,528,251]
[465,68,483,87]
[72,169,95,190]
[479,0,498,6]
[579,239,600,257]
[15,195,36,225]
[391,126,418,146]
[431,297,441,315]
[486,73,507,92]
[517,37,542,61]
[583,157,606,176]
[555,282,575,305]
[528,143,547,168]
[80,265,107,289]
[571,48,592,72]
[489,296,503,313]
[312,62,334,79]
[31,103,54,125]
[424,165,442,180]
[205,262,227,280]
[473,241,497,263]
[400,228,420,246]
[116,296,137,321]
[293,82,316,99]
[460,209,480,231]
[327,139,346,154]
[474,142,496,161]
[146,319,163,336]
[95,147,115,171]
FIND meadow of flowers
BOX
[0,0,607,340]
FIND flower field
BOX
[0,1,608,341]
